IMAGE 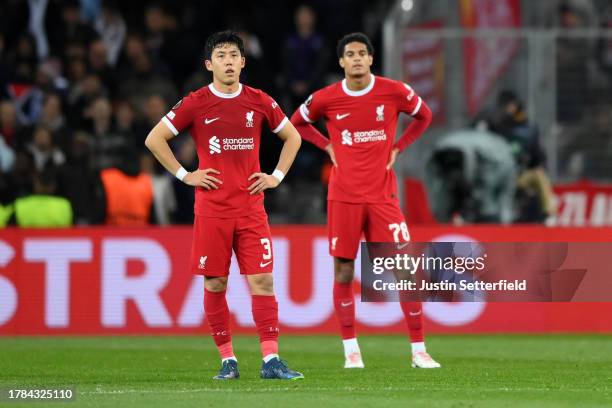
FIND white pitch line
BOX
[80,386,607,395]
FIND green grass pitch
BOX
[1,334,611,407]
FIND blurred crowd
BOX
[1,0,611,228]
[552,0,612,180]
[0,0,387,227]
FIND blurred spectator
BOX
[0,149,34,205]
[88,38,116,95]
[8,165,73,228]
[171,138,196,224]
[100,147,153,226]
[94,2,126,66]
[596,5,612,100]
[236,27,272,91]
[489,91,556,223]
[141,153,176,225]
[143,4,177,66]
[39,93,71,151]
[48,0,97,59]
[143,94,168,132]
[556,3,590,123]
[546,0,597,28]
[27,0,51,60]
[5,34,42,129]
[0,100,20,146]
[8,33,38,84]
[0,134,15,174]
[0,33,10,99]
[57,131,105,224]
[28,125,65,171]
[67,73,106,129]
[282,4,329,111]
[15,61,65,126]
[85,96,127,169]
[63,40,88,62]
[113,99,147,148]
[143,3,195,85]
[37,59,70,92]
[117,33,177,113]
[65,57,88,84]
[280,5,329,183]
[561,105,612,179]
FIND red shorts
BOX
[328,200,410,260]
[190,212,273,276]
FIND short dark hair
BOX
[336,32,374,58]
[204,31,244,60]
[498,90,519,107]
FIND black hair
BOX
[117,146,141,177]
[497,90,519,107]
[204,30,245,60]
[336,32,374,58]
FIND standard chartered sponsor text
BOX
[353,130,387,143]
[223,137,255,150]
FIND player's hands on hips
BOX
[386,148,400,170]
[183,168,223,190]
[325,144,337,167]
[248,172,279,195]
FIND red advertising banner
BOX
[460,0,522,115]
[402,21,446,125]
[1,226,611,336]
[554,181,612,227]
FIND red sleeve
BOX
[161,94,198,136]
[396,82,424,117]
[393,100,432,153]
[261,92,288,133]
[290,109,330,151]
[297,91,325,124]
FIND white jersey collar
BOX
[341,74,375,97]
[209,82,243,99]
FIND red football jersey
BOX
[162,83,288,217]
[298,75,423,203]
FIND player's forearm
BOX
[290,110,329,151]
[144,123,183,176]
[274,124,302,176]
[394,102,433,153]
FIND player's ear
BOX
[367,54,373,66]
[240,56,245,68]
[339,57,345,69]
[204,59,213,72]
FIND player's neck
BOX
[211,79,241,95]
[345,74,373,92]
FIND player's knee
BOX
[248,273,274,295]
[204,276,228,292]
[334,258,354,283]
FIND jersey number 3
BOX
[260,238,272,260]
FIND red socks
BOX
[333,281,356,339]
[400,301,424,343]
[252,295,279,357]
[205,291,280,360]
[204,288,234,359]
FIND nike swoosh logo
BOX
[204,117,220,124]
[260,261,272,268]
[409,311,422,316]
[397,243,409,249]
[336,113,350,120]
[340,301,353,307]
